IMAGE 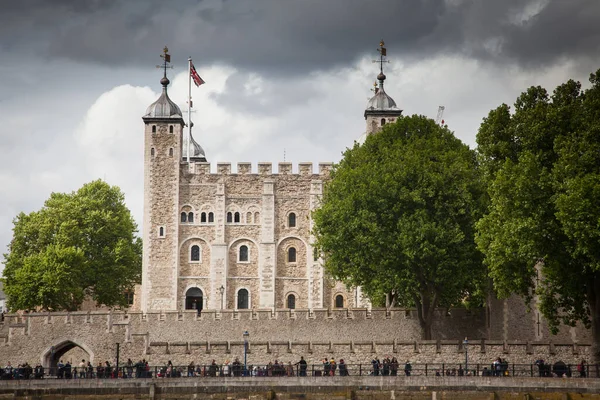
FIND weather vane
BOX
[156,46,174,78]
[373,39,390,74]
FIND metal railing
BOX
[2,362,598,380]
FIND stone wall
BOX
[0,308,591,369]
[139,161,360,313]
[2,375,600,400]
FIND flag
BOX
[190,62,205,87]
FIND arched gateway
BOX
[41,340,94,375]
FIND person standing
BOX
[404,360,412,376]
[297,356,307,377]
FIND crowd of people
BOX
[0,357,593,379]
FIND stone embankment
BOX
[1,376,600,399]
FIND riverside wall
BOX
[0,308,592,368]
[1,376,600,399]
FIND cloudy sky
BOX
[1,0,599,267]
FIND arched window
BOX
[227,212,232,223]
[190,245,200,262]
[152,125,156,133]
[185,287,203,311]
[335,295,344,308]
[239,245,249,262]
[169,148,173,157]
[254,212,260,223]
[234,212,240,223]
[188,212,194,223]
[201,212,207,223]
[237,289,249,309]
[246,212,252,224]
[288,212,296,228]
[181,212,187,223]
[151,148,155,157]
[208,212,214,223]
[287,294,296,309]
[159,227,164,237]
[288,247,297,263]
[313,248,319,262]
[381,118,386,126]
[169,125,173,133]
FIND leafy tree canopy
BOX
[476,69,600,361]
[2,180,142,311]
[313,115,486,339]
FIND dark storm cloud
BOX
[1,0,599,73]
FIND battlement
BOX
[186,162,333,176]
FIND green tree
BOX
[2,180,142,311]
[313,115,486,339]
[476,70,600,362]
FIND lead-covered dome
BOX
[144,76,182,119]
[182,130,207,162]
[366,86,398,111]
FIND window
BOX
[288,212,296,228]
[152,125,156,133]
[158,227,165,237]
[254,212,260,223]
[381,118,386,126]
[287,294,296,309]
[234,212,240,223]
[169,148,173,157]
[190,245,200,262]
[237,289,249,309]
[201,212,207,223]
[313,248,319,262]
[181,212,187,223]
[239,245,249,262]
[227,212,232,223]
[335,295,344,308]
[188,212,194,223]
[169,125,173,133]
[151,148,155,157]
[124,291,134,306]
[288,247,297,263]
[208,212,214,223]
[246,212,252,224]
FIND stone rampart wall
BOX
[188,162,332,176]
[0,308,591,368]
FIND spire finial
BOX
[159,46,171,89]
[376,40,387,84]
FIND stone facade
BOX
[138,74,364,313]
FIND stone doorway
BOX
[42,340,93,376]
[185,287,203,311]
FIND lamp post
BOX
[219,285,224,310]
[116,343,120,378]
[463,337,468,374]
[243,331,250,377]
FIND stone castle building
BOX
[0,49,591,370]
[137,53,402,313]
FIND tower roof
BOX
[144,77,182,119]
[364,40,402,118]
[144,47,182,120]
[182,127,207,162]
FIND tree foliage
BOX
[2,180,142,311]
[476,69,600,362]
[313,115,486,339]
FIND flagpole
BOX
[187,57,192,164]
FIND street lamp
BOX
[243,331,250,377]
[463,337,468,374]
[219,285,225,310]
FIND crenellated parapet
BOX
[184,162,333,176]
